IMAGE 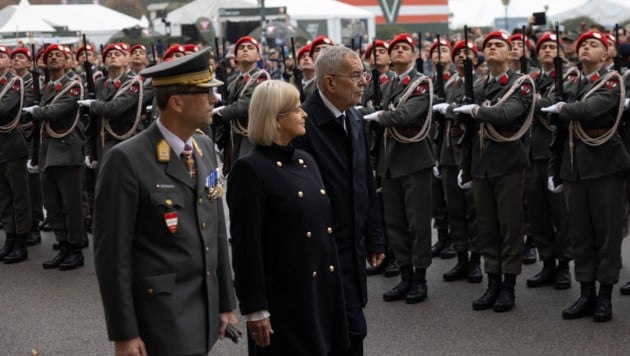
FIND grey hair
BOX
[314,46,360,89]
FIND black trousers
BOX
[41,165,84,245]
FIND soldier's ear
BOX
[169,94,185,113]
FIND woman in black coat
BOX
[227,80,349,355]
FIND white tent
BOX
[0,0,55,34]
[550,0,630,27]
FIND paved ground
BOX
[2,230,630,355]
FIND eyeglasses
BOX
[328,70,369,82]
[175,89,217,102]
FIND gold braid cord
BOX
[44,78,84,139]
[384,74,434,143]
[231,69,270,136]
[479,75,536,150]
[101,77,145,146]
[0,76,24,133]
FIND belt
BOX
[448,127,463,137]
[395,127,421,137]
[583,128,616,138]
[474,130,516,138]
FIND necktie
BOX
[180,144,196,179]
[337,114,348,134]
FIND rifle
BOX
[29,44,42,166]
[81,34,98,161]
[280,45,290,82]
[351,38,356,51]
[291,37,304,101]
[150,44,157,67]
[211,37,229,150]
[213,37,228,100]
[456,25,475,149]
[416,32,424,73]
[520,26,529,74]
[435,35,446,102]
[368,39,383,158]
[82,34,95,99]
[614,23,622,72]
[549,23,566,158]
[370,40,381,106]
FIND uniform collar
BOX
[156,118,193,157]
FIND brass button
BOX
[276,161,283,167]
[147,288,154,296]
[165,199,173,206]
[329,265,335,272]
[198,198,203,204]
[320,189,326,195]
[206,270,211,277]
[298,191,304,198]
[201,222,207,229]
[327,227,333,234]
[312,271,317,278]
[306,231,312,238]
[298,158,304,165]
[205,246,209,253]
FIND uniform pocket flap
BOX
[133,273,176,297]
[149,191,185,208]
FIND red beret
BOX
[535,32,562,54]
[297,44,311,61]
[163,44,185,60]
[483,31,512,49]
[234,36,260,59]
[62,46,73,57]
[102,43,125,61]
[0,46,10,57]
[451,40,478,60]
[429,38,451,56]
[118,42,130,53]
[509,34,532,51]
[388,33,415,54]
[43,44,64,60]
[130,44,147,54]
[76,44,95,60]
[309,35,334,57]
[576,30,609,53]
[183,44,199,53]
[364,40,388,59]
[11,47,30,60]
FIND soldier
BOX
[542,30,630,322]
[524,33,572,290]
[93,48,238,356]
[360,40,392,109]
[213,36,268,174]
[0,46,30,264]
[453,31,534,312]
[23,44,85,270]
[310,35,334,63]
[561,32,579,66]
[163,44,186,62]
[129,44,155,131]
[432,40,483,283]
[183,44,200,55]
[297,44,316,99]
[129,44,149,75]
[364,33,434,304]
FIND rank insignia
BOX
[11,81,20,92]
[164,211,178,233]
[70,86,80,97]
[520,83,532,95]
[156,139,171,162]
[605,79,618,90]
[130,83,139,94]
[416,84,428,95]
[499,73,508,85]
[401,76,410,86]
[206,168,224,202]
[380,74,388,84]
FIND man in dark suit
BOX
[93,48,238,356]
[293,45,385,356]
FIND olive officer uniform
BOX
[94,48,237,355]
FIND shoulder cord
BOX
[384,74,434,143]
[101,77,145,147]
[231,69,271,136]
[0,76,24,133]
[534,68,579,133]
[44,77,84,139]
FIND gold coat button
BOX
[320,189,326,195]
[147,288,154,296]
[198,198,203,204]
[165,199,173,206]
[298,158,304,165]
[276,161,283,167]
[205,246,209,253]
[312,271,317,278]
[327,227,333,234]
[206,271,211,277]
[329,265,335,272]
[306,231,312,238]
[298,191,304,198]
[201,222,207,229]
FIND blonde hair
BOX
[248,80,300,146]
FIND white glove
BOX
[26,159,39,174]
[432,103,449,115]
[453,104,479,116]
[77,99,96,107]
[625,98,629,110]
[363,110,383,122]
[212,105,225,116]
[457,169,472,190]
[355,105,364,110]
[215,93,222,103]
[432,161,441,179]
[22,106,37,114]
[547,176,563,193]
[541,102,565,114]
[145,105,153,112]
[84,156,98,169]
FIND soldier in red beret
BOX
[163,44,185,62]
[310,35,334,62]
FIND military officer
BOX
[543,30,630,322]
[93,48,238,356]
[453,31,534,312]
[297,44,316,99]
[0,46,30,264]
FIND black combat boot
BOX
[25,225,41,246]
[431,229,449,257]
[383,265,412,302]
[562,282,596,320]
[620,281,630,295]
[0,233,16,260]
[3,234,28,264]
[59,244,84,271]
[383,255,400,277]
[468,252,482,283]
[494,274,516,312]
[522,236,537,265]
[39,218,53,232]
[554,259,571,290]
[473,273,501,310]
[527,258,556,288]
[43,241,70,269]
[443,252,468,281]
[406,268,428,304]
[594,283,613,322]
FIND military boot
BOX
[431,229,449,257]
[443,252,468,281]
[406,268,428,304]
[43,241,70,269]
[3,234,28,264]
[554,259,571,290]
[594,283,613,322]
[383,256,400,277]
[494,274,516,312]
[468,252,482,283]
[25,225,41,246]
[59,244,85,271]
[473,273,501,310]
[383,265,412,302]
[562,282,596,320]
[620,280,630,295]
[527,258,556,288]
[0,233,16,260]
[522,235,537,264]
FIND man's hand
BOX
[77,99,96,107]
[432,103,449,115]
[457,170,472,190]
[368,253,385,268]
[212,106,225,116]
[26,159,39,174]
[453,104,479,116]
[363,111,382,122]
[541,102,565,114]
[84,156,98,169]
[219,311,239,340]
[115,337,147,356]
[547,176,563,193]
[247,317,273,347]
[625,98,629,110]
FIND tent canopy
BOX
[550,0,630,27]
[0,0,55,33]
[166,0,258,25]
